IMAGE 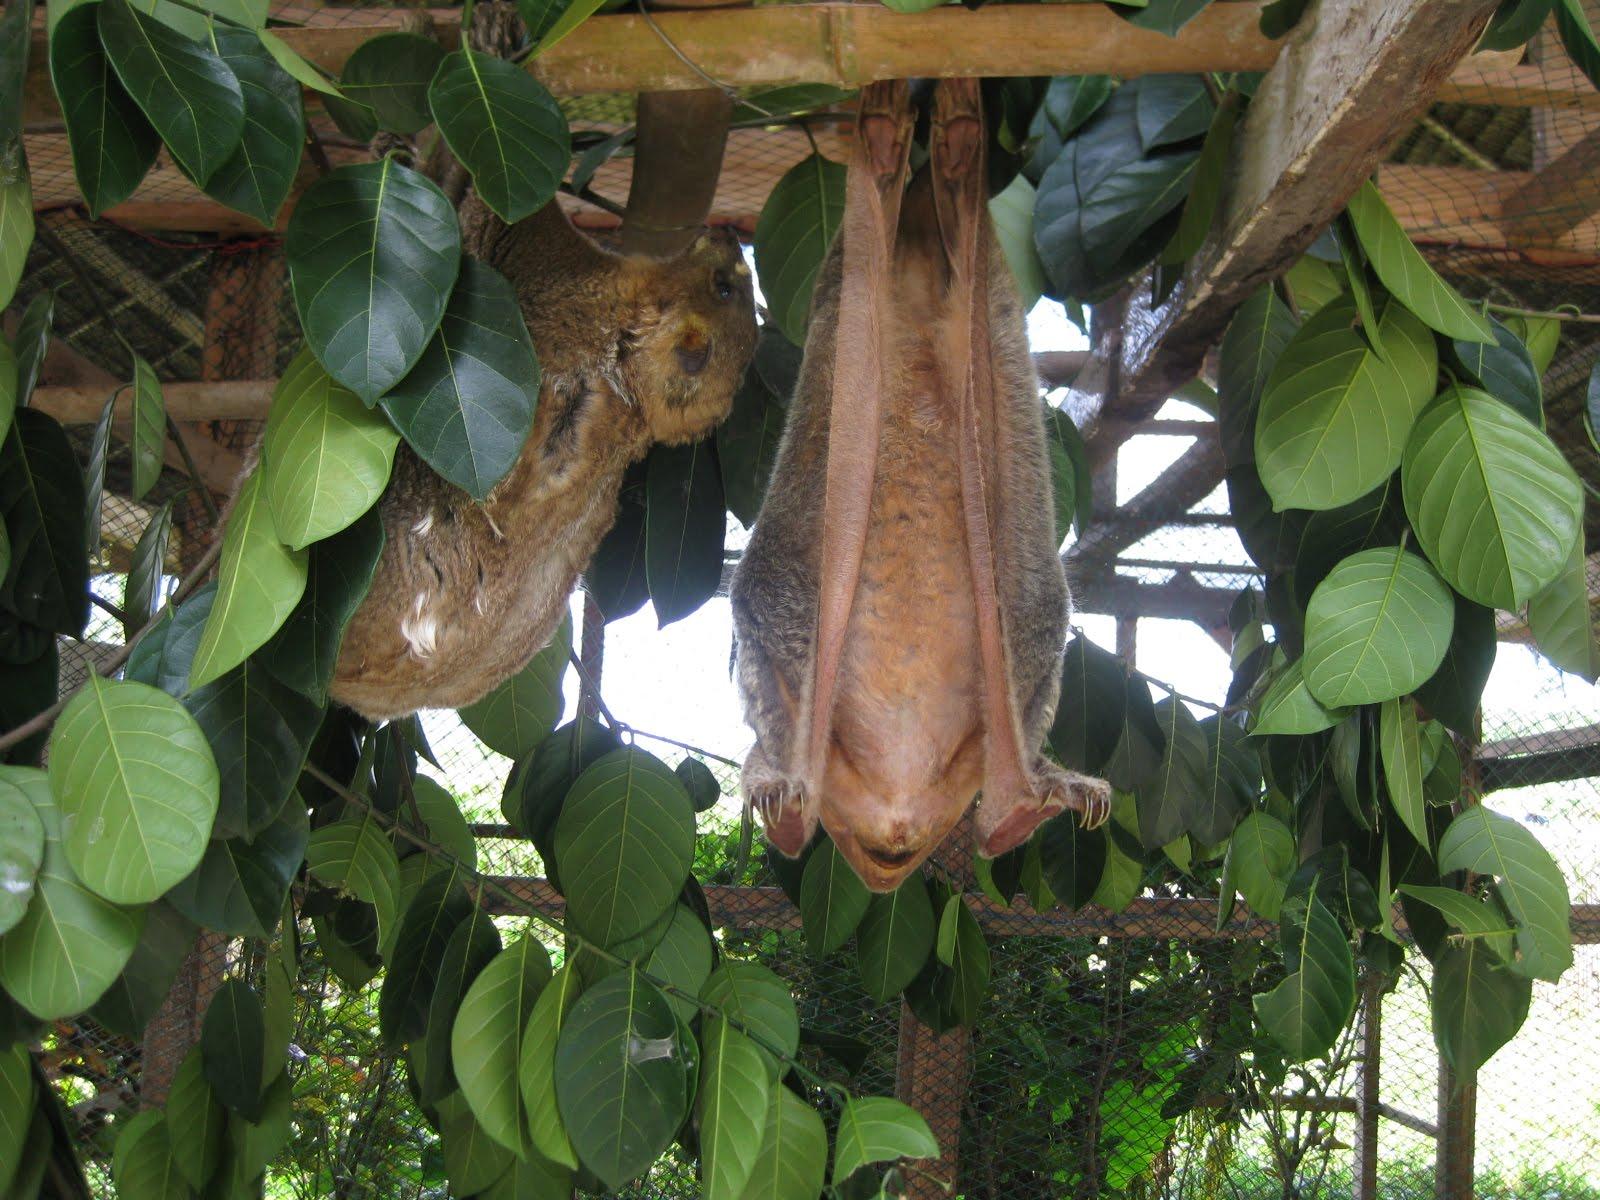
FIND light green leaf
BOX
[165,1047,224,1191]
[643,904,714,1023]
[453,934,552,1155]
[189,466,308,690]
[988,173,1046,310]
[700,961,799,1079]
[49,675,218,904]
[1528,533,1599,682]
[799,838,870,958]
[1379,699,1429,851]
[1397,884,1515,963]
[855,877,935,1003]
[555,969,690,1190]
[261,347,399,550]
[700,1018,772,1200]
[1302,546,1454,707]
[0,158,30,312]
[111,1109,188,1200]
[0,767,45,936]
[1403,385,1582,610]
[256,28,342,97]
[832,1096,939,1186]
[1090,828,1142,913]
[1438,806,1572,981]
[1255,296,1438,511]
[1252,894,1356,1061]
[520,961,582,1168]
[736,1086,827,1200]
[411,776,476,866]
[1224,811,1295,921]
[0,1044,34,1199]
[553,746,695,948]
[1251,657,1346,735]
[1345,181,1495,343]
[459,613,570,758]
[127,353,165,502]
[753,152,845,346]
[1431,939,1531,1076]
[304,811,401,951]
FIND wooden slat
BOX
[1499,125,1600,239]
[1076,0,1501,463]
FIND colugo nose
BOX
[675,342,711,374]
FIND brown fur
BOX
[730,81,1108,892]
[328,198,757,719]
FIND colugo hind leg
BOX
[923,79,1109,858]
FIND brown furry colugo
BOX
[730,80,1108,893]
[327,197,757,720]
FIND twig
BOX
[633,0,740,101]
[0,536,223,754]
[566,648,623,733]
[557,181,626,218]
[1484,302,1600,325]
[88,592,129,626]
[305,125,334,178]
[627,725,742,769]
[164,414,222,525]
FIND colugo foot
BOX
[974,765,1113,859]
[741,757,814,858]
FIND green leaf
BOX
[0,767,45,936]
[0,161,31,316]
[202,26,303,227]
[123,501,172,644]
[989,173,1047,309]
[111,1109,187,1200]
[1104,671,1165,793]
[428,50,568,224]
[753,152,845,345]
[1190,714,1257,845]
[258,504,384,704]
[381,258,540,499]
[201,978,265,1120]
[165,1048,224,1191]
[520,961,582,1167]
[1450,316,1542,429]
[1345,181,1494,342]
[1038,812,1106,910]
[700,960,799,1078]
[305,811,401,951]
[89,900,195,1038]
[642,903,714,1022]
[1556,0,1600,95]
[1432,939,1531,1076]
[10,285,50,409]
[1438,806,1572,981]
[832,1096,939,1186]
[646,439,726,627]
[1252,894,1356,1061]
[167,794,307,939]
[338,32,444,134]
[1403,386,1582,611]
[49,674,219,904]
[586,463,650,620]
[676,756,722,813]
[1159,90,1236,265]
[736,1086,827,1200]
[1255,296,1438,511]
[227,1072,291,1185]
[261,347,399,549]
[0,1044,32,1200]
[1225,811,1295,920]
[1302,546,1454,708]
[1217,288,1298,469]
[1252,657,1347,735]
[380,865,474,1045]
[437,1090,515,1196]
[1528,533,1599,682]
[0,771,143,1018]
[417,902,499,1104]
[716,327,793,527]
[286,159,462,402]
[1136,696,1207,850]
[1480,0,1555,50]
[97,0,244,184]
[554,746,694,947]
[0,341,18,465]
[1379,698,1429,851]
[798,838,870,958]
[49,3,161,216]
[511,711,621,889]
[0,409,90,636]
[1397,883,1514,963]
[556,969,690,1190]
[453,935,553,1154]
[190,467,307,689]
[700,1017,772,1200]
[1049,634,1127,773]
[459,612,570,758]
[255,27,341,97]
[855,877,935,1003]
[1414,592,1496,736]
[936,895,989,1024]
[412,775,476,865]
[1090,827,1142,913]
[1116,0,1212,36]
[1510,313,1560,376]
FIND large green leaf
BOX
[167,794,307,938]
[286,159,461,402]
[855,877,935,1003]
[226,1072,292,1184]
[90,900,195,1038]
[200,977,265,1120]
[437,1090,514,1196]
[49,674,218,904]
[1431,939,1531,1077]
[1528,533,1599,682]
[1048,634,1127,773]
[1136,696,1207,850]
[459,612,570,758]
[1104,671,1165,793]
[1397,883,1515,963]
[428,50,569,224]
[1414,592,1496,736]
[305,811,401,951]
[111,1109,187,1200]
[716,327,794,528]
[700,1017,771,1200]
[1189,714,1257,845]
[1302,546,1454,707]
[190,467,307,690]
[519,961,582,1168]
[1158,86,1235,264]
[1251,656,1346,735]
[453,935,552,1154]
[989,172,1048,309]
[415,911,500,1106]
[1252,894,1356,1061]
[380,865,473,1045]
[736,1086,827,1200]
[753,153,845,346]
[49,3,161,216]
[0,772,143,1018]
[203,26,303,226]
[1451,316,1542,429]
[646,439,727,627]
[642,903,714,1022]
[1438,806,1571,981]
[339,32,443,134]
[97,0,243,185]
[1345,181,1494,343]
[553,746,695,947]
[934,894,990,1025]
[0,409,89,636]
[832,1096,939,1187]
[1379,698,1429,851]
[700,961,799,1078]
[511,710,621,889]
[1255,296,1437,511]
[555,969,690,1190]
[1223,811,1294,921]
[0,767,45,936]
[258,505,384,704]
[586,463,650,620]
[381,258,540,499]
[798,837,869,958]
[1038,811,1106,911]
[165,1047,224,1190]
[261,347,399,550]
[1402,385,1582,611]
[1217,287,1298,469]
[411,775,475,865]
[520,0,608,54]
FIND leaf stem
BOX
[1484,302,1600,325]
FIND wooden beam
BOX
[1075,0,1500,462]
[32,380,274,424]
[1067,432,1225,563]
[1498,125,1600,241]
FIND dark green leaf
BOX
[380,865,473,1046]
[0,636,55,763]
[1379,698,1429,851]
[753,153,845,345]
[202,979,265,1121]
[437,1090,515,1196]
[1291,479,1398,610]
[585,462,650,620]
[799,838,870,958]
[1556,0,1600,92]
[1218,286,1299,469]
[459,612,570,758]
[1449,316,1542,428]
[339,32,444,134]
[1038,812,1107,910]
[286,159,461,402]
[381,257,540,499]
[855,877,935,1003]
[167,793,308,938]
[165,1048,224,1191]
[127,354,164,502]
[1252,894,1355,1060]
[305,811,401,952]
[716,327,792,527]
[0,409,89,636]
[203,25,303,226]
[511,710,622,886]
[1048,635,1126,774]
[1104,672,1166,793]
[1041,74,1115,140]
[1431,940,1531,1075]
[1136,696,1207,849]
[520,962,582,1169]
[418,903,500,1104]
[9,289,49,410]
[645,438,725,626]
[1042,403,1092,536]
[676,756,721,813]
[1159,90,1236,265]
[122,501,171,645]
[81,393,113,558]
[1479,0,1554,49]
[1227,464,1306,574]
[1133,74,1212,152]
[1259,0,1309,37]
[518,0,607,53]
[89,900,195,1038]
[1191,715,1257,845]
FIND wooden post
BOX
[139,931,230,1105]
[1353,974,1383,1200]
[1436,1061,1477,1200]
[579,593,606,720]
